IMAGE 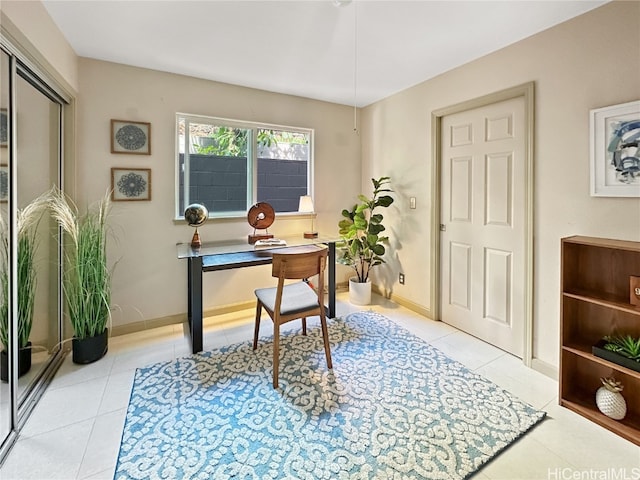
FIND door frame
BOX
[430,82,535,366]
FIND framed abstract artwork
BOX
[111,168,151,201]
[590,100,640,197]
[111,119,151,155]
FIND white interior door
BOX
[440,96,526,357]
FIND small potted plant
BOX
[592,334,640,373]
[337,176,394,305]
[0,192,49,381]
[48,187,113,364]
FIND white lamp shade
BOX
[298,195,314,213]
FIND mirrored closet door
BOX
[0,46,12,453]
[0,42,67,461]
[14,60,63,399]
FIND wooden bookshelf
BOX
[560,236,640,446]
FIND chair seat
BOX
[255,281,319,316]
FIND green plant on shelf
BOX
[603,334,640,363]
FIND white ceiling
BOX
[42,0,607,107]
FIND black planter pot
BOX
[1,342,32,382]
[72,329,108,365]
[592,339,640,373]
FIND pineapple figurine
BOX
[595,377,627,420]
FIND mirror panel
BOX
[14,71,61,402]
[0,48,12,445]
[0,35,66,461]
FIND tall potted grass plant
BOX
[48,187,112,364]
[0,192,49,380]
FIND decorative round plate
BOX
[247,202,275,230]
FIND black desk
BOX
[177,235,338,354]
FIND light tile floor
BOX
[0,293,638,479]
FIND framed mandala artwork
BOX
[0,164,7,202]
[111,167,151,201]
[1,109,7,147]
[111,119,151,155]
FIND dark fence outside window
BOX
[179,154,307,215]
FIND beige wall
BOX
[1,0,78,92]
[77,58,361,327]
[361,0,640,372]
[4,0,640,373]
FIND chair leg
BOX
[253,303,262,350]
[319,312,332,369]
[273,321,280,388]
[301,317,307,336]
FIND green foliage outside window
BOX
[193,128,277,156]
[192,128,309,157]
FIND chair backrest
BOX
[271,247,327,282]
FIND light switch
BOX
[409,197,416,209]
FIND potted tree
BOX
[337,176,394,305]
[48,187,112,364]
[0,192,49,381]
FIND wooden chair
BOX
[253,246,333,388]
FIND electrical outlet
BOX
[409,197,416,209]
[399,273,405,285]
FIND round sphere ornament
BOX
[184,203,209,248]
[185,203,208,227]
[595,377,627,420]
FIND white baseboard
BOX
[110,300,256,337]
[371,285,434,319]
[531,358,558,381]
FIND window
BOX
[177,114,313,218]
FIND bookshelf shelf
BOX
[560,236,640,446]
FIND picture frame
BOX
[0,109,7,147]
[111,167,151,201]
[0,164,7,202]
[110,119,151,155]
[590,100,640,197]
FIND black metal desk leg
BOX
[188,256,203,353]
[328,242,336,318]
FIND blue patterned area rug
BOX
[114,311,545,480]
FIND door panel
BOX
[440,96,525,357]
[483,247,511,325]
[450,157,472,222]
[485,152,512,226]
[449,242,471,310]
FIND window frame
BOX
[176,113,314,220]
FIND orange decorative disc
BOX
[247,202,275,230]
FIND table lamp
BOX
[298,195,318,238]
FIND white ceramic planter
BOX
[596,384,627,420]
[349,277,371,305]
